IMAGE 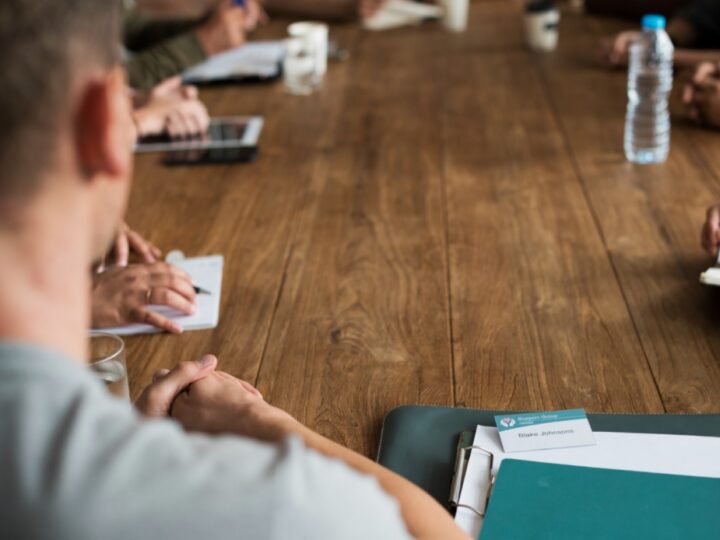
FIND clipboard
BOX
[376,405,720,508]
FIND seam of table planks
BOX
[125,1,720,456]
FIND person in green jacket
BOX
[125,0,265,90]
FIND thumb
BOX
[136,355,218,417]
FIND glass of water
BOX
[283,37,318,95]
[88,332,129,401]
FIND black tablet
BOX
[135,116,263,165]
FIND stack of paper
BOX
[455,425,720,538]
[182,41,285,84]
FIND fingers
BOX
[238,378,263,398]
[693,62,718,86]
[136,356,218,417]
[147,287,197,315]
[704,206,720,257]
[181,85,199,100]
[152,76,183,98]
[146,263,196,302]
[131,306,184,334]
[126,228,161,263]
[114,229,130,267]
[153,368,171,382]
[166,109,193,139]
[166,100,210,139]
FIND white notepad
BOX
[96,255,223,336]
[182,41,285,83]
[455,425,720,538]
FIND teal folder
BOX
[480,459,720,540]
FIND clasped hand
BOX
[136,355,299,442]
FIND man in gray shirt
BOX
[0,1,468,539]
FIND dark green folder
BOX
[376,405,720,508]
[481,459,720,540]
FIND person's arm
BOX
[156,367,470,540]
[125,33,207,90]
[598,7,712,68]
[294,423,470,540]
[124,8,205,51]
[263,0,358,21]
[674,49,720,68]
[124,3,248,90]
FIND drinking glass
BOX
[88,332,129,401]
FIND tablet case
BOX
[376,405,720,508]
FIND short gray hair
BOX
[0,0,122,201]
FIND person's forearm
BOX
[675,49,720,68]
[293,424,470,540]
[262,0,357,21]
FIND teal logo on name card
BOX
[495,409,588,432]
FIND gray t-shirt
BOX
[0,342,411,540]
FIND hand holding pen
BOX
[235,0,269,32]
[195,0,248,56]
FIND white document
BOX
[182,41,285,83]
[363,0,442,31]
[96,255,223,336]
[455,425,720,538]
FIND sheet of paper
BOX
[96,255,223,336]
[455,425,720,538]
[182,41,285,83]
[363,0,442,31]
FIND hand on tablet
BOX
[131,77,210,140]
[91,263,197,334]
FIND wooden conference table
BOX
[126,1,720,458]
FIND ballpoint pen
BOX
[193,286,212,295]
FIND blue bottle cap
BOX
[642,14,666,30]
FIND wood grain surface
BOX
[124,0,720,457]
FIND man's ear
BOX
[75,67,132,181]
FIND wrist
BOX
[195,27,218,56]
[251,403,303,440]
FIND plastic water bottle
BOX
[624,14,674,164]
